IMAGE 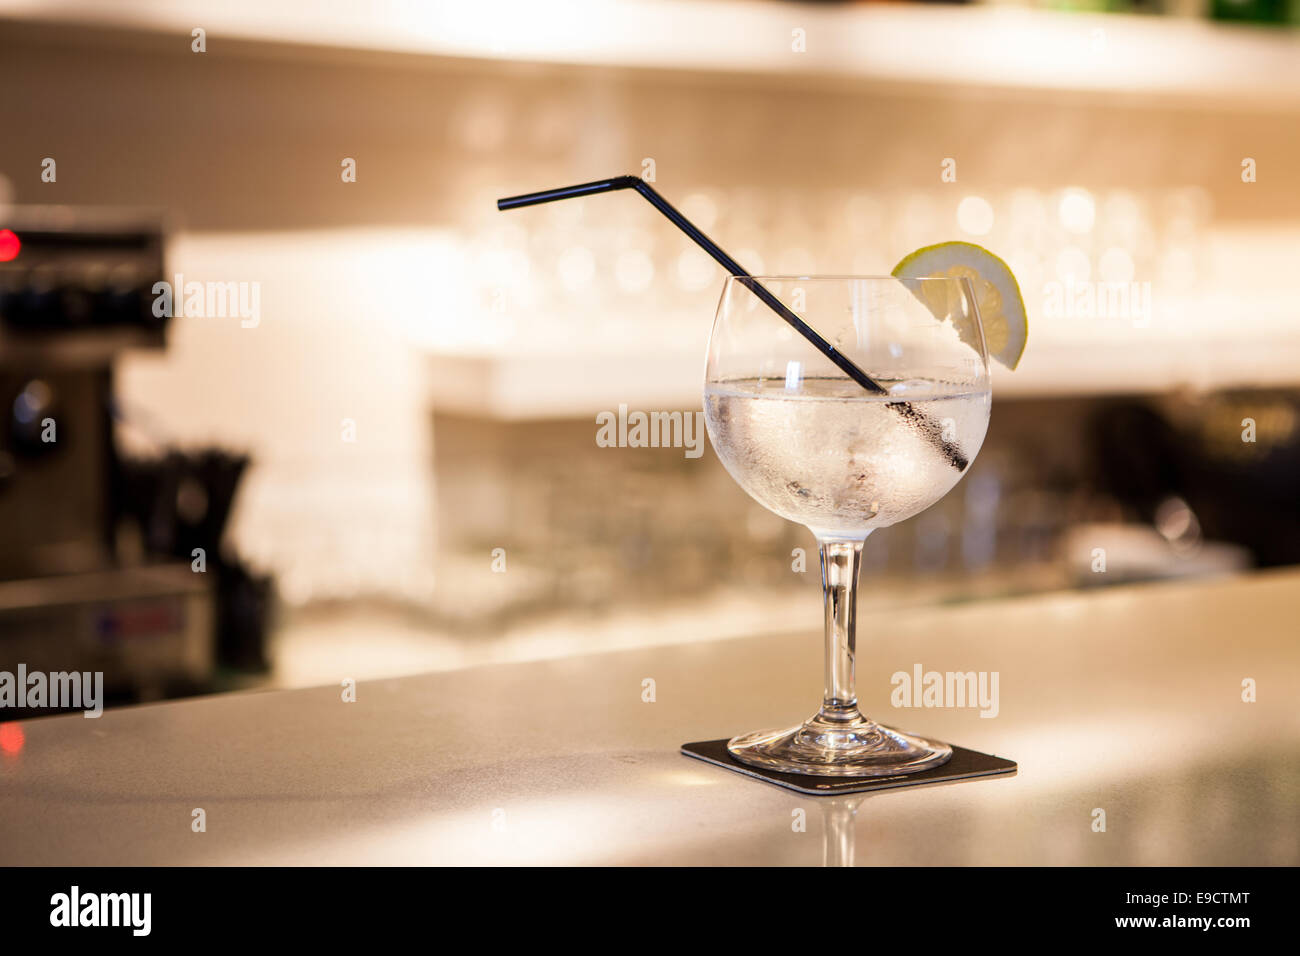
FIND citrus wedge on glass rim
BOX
[892,241,1028,370]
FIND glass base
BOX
[727,711,952,777]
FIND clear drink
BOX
[704,377,990,537]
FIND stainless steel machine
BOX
[0,208,215,713]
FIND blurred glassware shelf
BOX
[422,324,1300,419]
[7,0,1300,109]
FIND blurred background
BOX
[1,0,1298,711]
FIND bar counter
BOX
[2,569,1297,866]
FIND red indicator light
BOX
[0,229,20,262]
[0,722,23,755]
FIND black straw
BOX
[497,176,968,471]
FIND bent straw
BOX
[497,175,968,471]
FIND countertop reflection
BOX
[1,569,1297,866]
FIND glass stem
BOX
[817,535,868,724]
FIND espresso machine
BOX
[0,207,217,711]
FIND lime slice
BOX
[892,241,1028,370]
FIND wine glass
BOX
[704,275,991,776]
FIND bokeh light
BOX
[957,196,995,237]
[1059,188,1096,235]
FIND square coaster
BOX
[681,737,1016,795]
